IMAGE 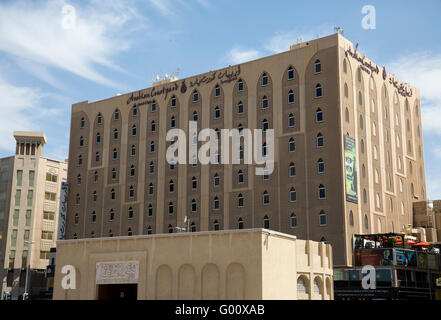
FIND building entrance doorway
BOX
[97,284,138,300]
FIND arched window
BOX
[92,190,97,202]
[112,148,118,160]
[345,108,349,122]
[238,218,244,229]
[290,187,296,202]
[289,162,296,177]
[237,79,244,92]
[150,141,155,153]
[168,202,174,215]
[263,215,270,229]
[263,190,269,205]
[170,116,176,128]
[148,183,154,195]
[110,188,115,200]
[96,132,101,144]
[191,222,196,232]
[168,224,173,233]
[191,199,197,212]
[130,165,135,177]
[317,158,325,173]
[171,95,177,107]
[237,101,244,114]
[318,184,326,199]
[74,213,79,224]
[78,155,83,165]
[73,233,78,239]
[290,213,297,228]
[77,174,81,185]
[95,152,100,162]
[287,66,294,80]
[151,121,156,132]
[288,90,295,104]
[114,109,119,120]
[169,180,174,193]
[79,136,84,147]
[130,145,136,156]
[111,168,117,180]
[343,59,347,73]
[132,106,138,116]
[288,114,295,128]
[314,278,322,295]
[97,113,102,125]
[192,90,199,102]
[213,220,220,231]
[109,209,114,221]
[80,117,85,128]
[238,194,244,208]
[214,173,220,187]
[297,277,308,294]
[193,111,198,122]
[147,226,153,235]
[317,133,324,147]
[113,129,118,140]
[75,193,80,205]
[262,96,268,109]
[129,185,135,198]
[363,189,367,203]
[261,73,268,86]
[131,125,137,136]
[344,83,348,97]
[128,207,134,219]
[316,108,323,122]
[319,210,327,226]
[349,210,354,226]
[315,59,322,74]
[262,119,269,132]
[238,170,244,184]
[147,204,153,217]
[128,228,133,236]
[214,107,220,119]
[315,84,322,98]
[215,84,221,97]
[289,138,295,152]
[213,197,220,210]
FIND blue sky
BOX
[0,0,440,199]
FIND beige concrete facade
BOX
[0,132,67,298]
[53,229,333,300]
[65,33,426,267]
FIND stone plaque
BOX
[96,261,139,284]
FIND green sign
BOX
[344,135,358,203]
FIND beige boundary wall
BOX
[53,229,333,300]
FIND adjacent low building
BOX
[0,132,67,299]
[53,229,334,300]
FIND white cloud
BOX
[225,47,262,65]
[0,77,46,151]
[387,53,441,136]
[0,0,145,88]
[148,0,209,17]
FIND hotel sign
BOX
[96,261,139,284]
[126,65,241,106]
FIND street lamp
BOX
[23,241,35,300]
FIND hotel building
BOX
[65,33,426,267]
[0,132,67,298]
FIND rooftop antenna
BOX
[296,37,302,44]
[355,43,359,51]
[334,26,344,35]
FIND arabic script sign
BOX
[96,261,139,284]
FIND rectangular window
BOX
[9,250,15,269]
[43,211,54,221]
[29,171,35,187]
[41,231,53,240]
[25,210,31,226]
[44,192,56,201]
[27,190,33,206]
[22,250,28,269]
[16,170,23,186]
[13,210,19,226]
[11,230,17,247]
[0,191,5,201]
[40,250,50,260]
[1,171,8,182]
[24,230,30,242]
[46,173,58,183]
[15,190,21,206]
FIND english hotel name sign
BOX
[126,65,241,107]
[345,47,412,97]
